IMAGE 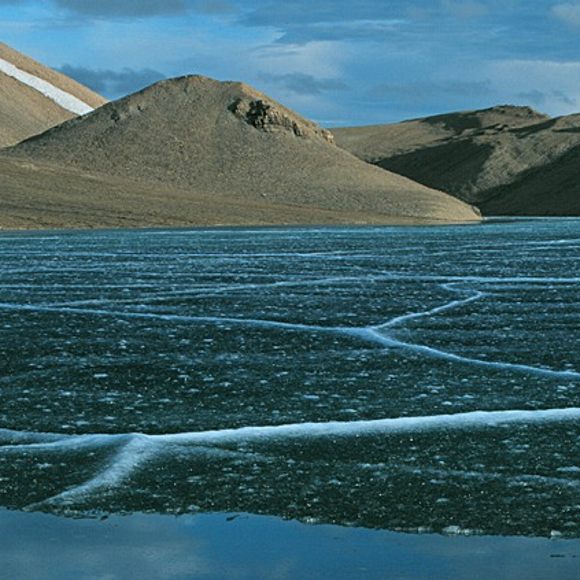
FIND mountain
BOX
[332,106,580,216]
[1,75,480,228]
[0,42,106,148]
[333,106,548,160]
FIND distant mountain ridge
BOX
[0,42,106,148]
[332,106,580,216]
[1,75,480,228]
[333,105,548,159]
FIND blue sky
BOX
[2,1,580,125]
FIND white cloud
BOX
[252,41,347,79]
[552,3,580,26]
[485,59,580,115]
[246,40,351,121]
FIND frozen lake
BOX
[0,220,578,537]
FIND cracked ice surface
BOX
[0,220,578,536]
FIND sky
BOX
[2,1,580,125]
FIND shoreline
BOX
[0,217,484,233]
[2,509,578,580]
[0,216,580,235]
[2,216,578,235]
[0,214,484,233]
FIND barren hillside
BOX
[0,42,106,147]
[333,106,580,216]
[2,75,480,227]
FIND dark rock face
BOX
[230,97,335,144]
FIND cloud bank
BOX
[2,1,580,124]
[59,65,166,98]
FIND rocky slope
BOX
[2,75,480,227]
[333,106,548,160]
[333,106,580,216]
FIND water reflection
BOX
[1,510,578,580]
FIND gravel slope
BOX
[0,42,106,147]
[333,106,580,216]
[4,75,479,227]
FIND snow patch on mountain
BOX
[0,56,93,116]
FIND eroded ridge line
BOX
[155,408,580,444]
